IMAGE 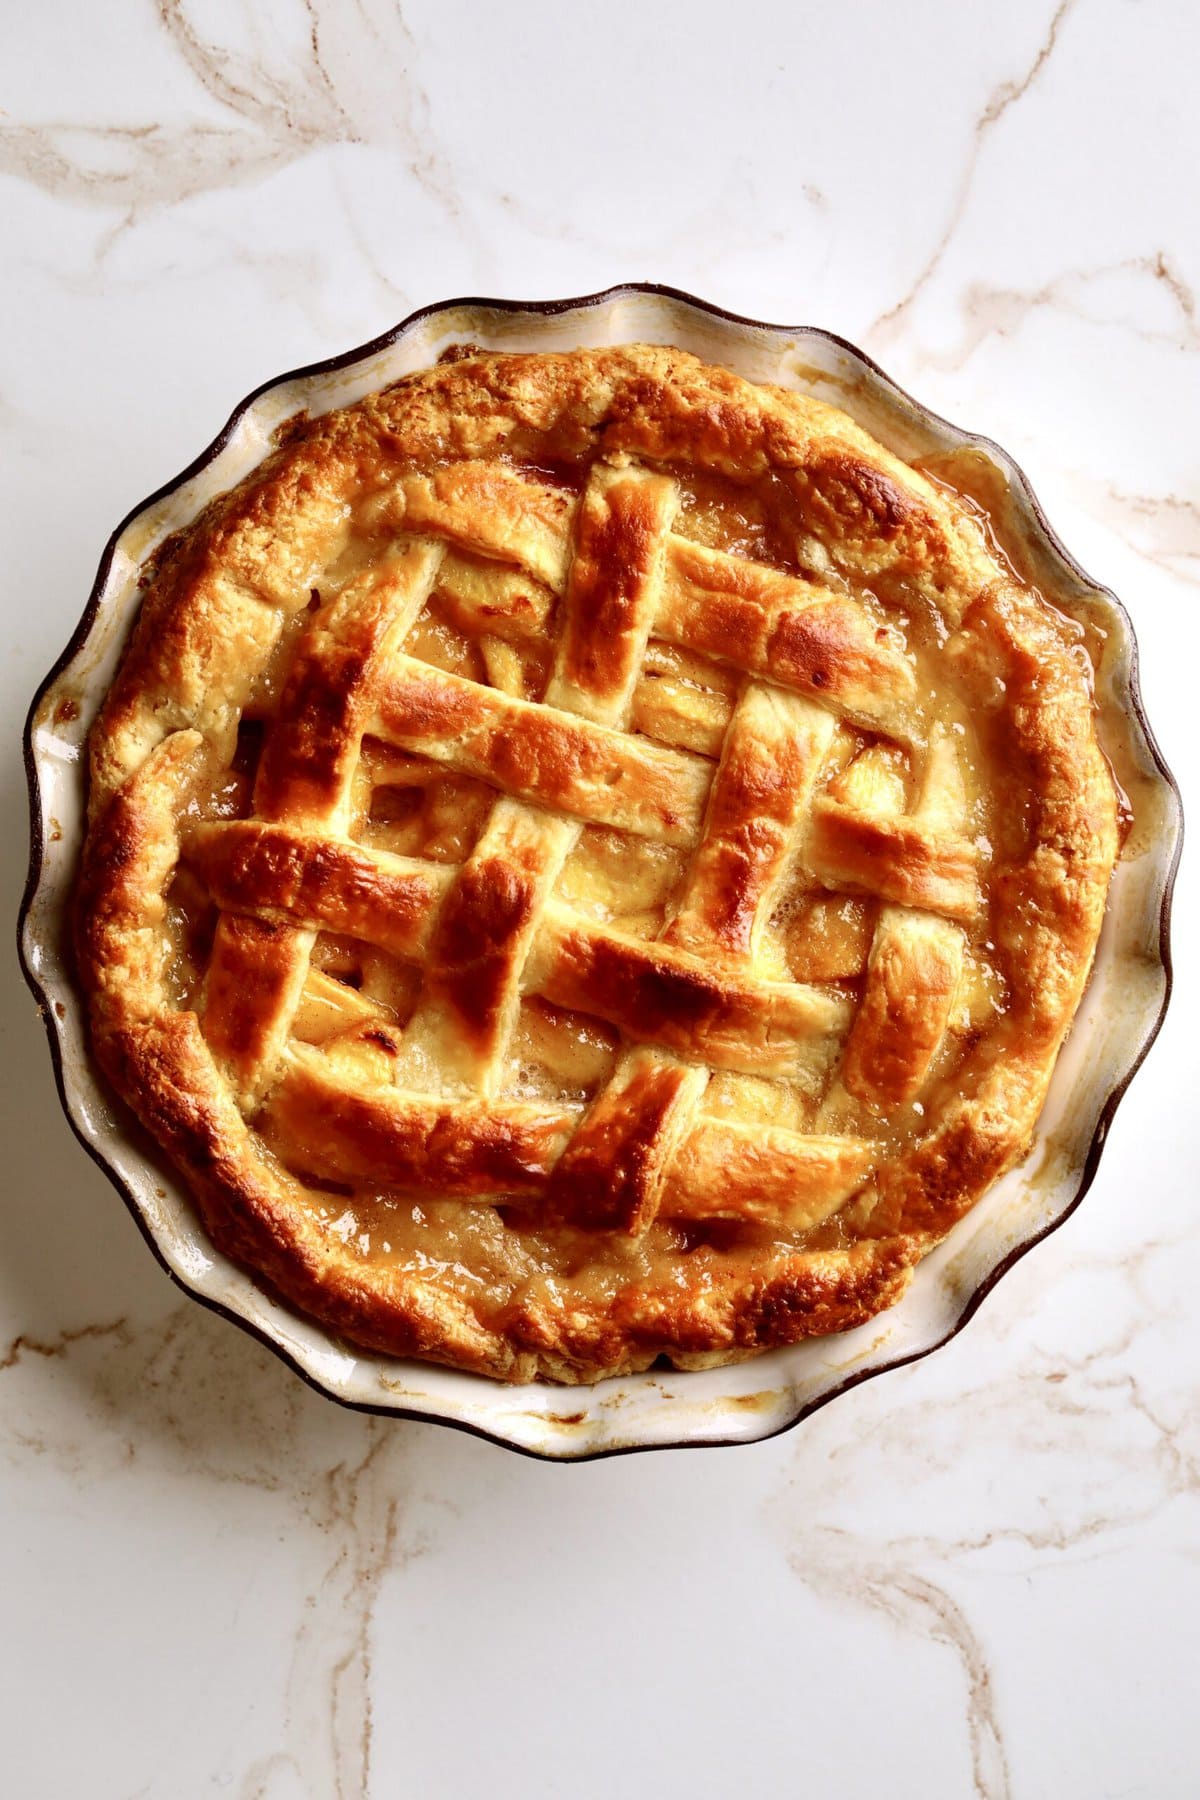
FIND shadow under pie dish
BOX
[23,291,1179,1451]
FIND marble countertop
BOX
[2,2,1196,1794]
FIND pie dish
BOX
[22,288,1179,1452]
[66,330,1127,1385]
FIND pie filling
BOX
[77,346,1120,1379]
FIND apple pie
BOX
[76,345,1121,1381]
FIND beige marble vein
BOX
[869,0,1079,353]
[1073,483,1200,585]
[237,1427,424,1800]
[0,0,456,217]
[783,1528,1010,1799]
[0,1298,432,1789]
[907,253,1200,375]
[0,1316,129,1373]
[766,1220,1200,1799]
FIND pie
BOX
[75,344,1121,1383]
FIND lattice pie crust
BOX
[76,347,1120,1382]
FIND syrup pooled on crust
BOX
[76,346,1120,1382]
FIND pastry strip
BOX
[553,681,843,1231]
[370,655,710,845]
[819,728,970,1115]
[839,906,965,1108]
[666,684,836,960]
[187,821,846,1076]
[656,536,915,734]
[395,463,575,589]
[547,1048,709,1232]
[264,1046,875,1230]
[807,806,978,919]
[544,463,679,724]
[266,1044,572,1193]
[663,1120,876,1231]
[380,461,914,729]
[200,541,444,1106]
[390,466,680,1101]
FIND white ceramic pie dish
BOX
[20,285,1182,1460]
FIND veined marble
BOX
[1,2,1196,1795]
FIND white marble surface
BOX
[2,2,1196,1794]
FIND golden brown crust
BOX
[75,344,1120,1383]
